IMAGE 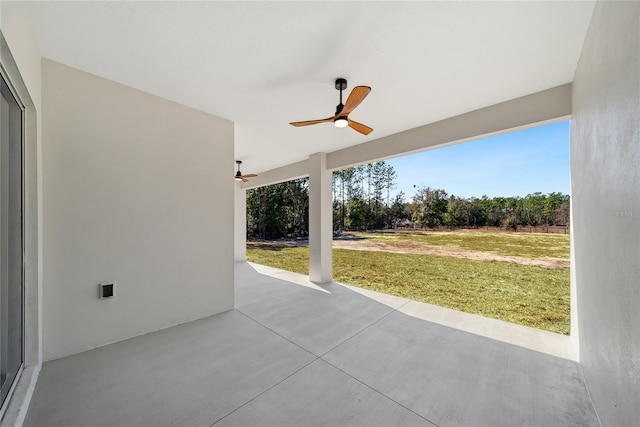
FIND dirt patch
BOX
[248,237,569,269]
[247,239,308,249]
[332,238,569,269]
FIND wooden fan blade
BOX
[241,178,249,183]
[241,174,257,178]
[342,86,371,115]
[348,119,373,135]
[290,117,335,127]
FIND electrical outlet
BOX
[99,282,115,299]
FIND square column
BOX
[308,152,332,284]
[234,183,246,262]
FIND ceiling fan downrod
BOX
[335,78,347,115]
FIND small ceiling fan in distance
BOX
[290,78,373,135]
[234,160,257,182]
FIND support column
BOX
[234,183,246,262]
[308,152,332,284]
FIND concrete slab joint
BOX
[308,152,332,284]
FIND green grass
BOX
[350,230,570,259]
[247,246,570,335]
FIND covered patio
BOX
[24,262,597,426]
[1,1,638,425]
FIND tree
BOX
[545,192,570,225]
[385,164,397,206]
[346,196,367,230]
[553,201,570,226]
[388,192,409,227]
[467,197,486,227]
[412,187,448,227]
[248,164,569,238]
[333,162,399,230]
[246,178,309,238]
[443,196,468,227]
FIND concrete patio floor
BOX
[24,262,599,426]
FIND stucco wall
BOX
[571,1,640,425]
[1,3,44,424]
[42,59,235,360]
[1,0,43,365]
[0,2,41,110]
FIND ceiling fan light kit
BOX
[290,78,373,135]
[334,117,348,128]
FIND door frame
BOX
[0,29,40,425]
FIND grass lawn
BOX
[350,230,570,259]
[247,246,570,335]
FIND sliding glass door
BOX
[0,70,24,411]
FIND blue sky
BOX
[385,121,570,200]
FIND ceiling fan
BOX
[290,78,373,135]
[234,160,257,182]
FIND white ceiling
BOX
[27,1,595,175]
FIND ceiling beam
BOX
[327,83,572,171]
[243,83,571,188]
[241,159,309,190]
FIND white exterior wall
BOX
[1,0,42,367]
[571,1,640,425]
[0,2,41,110]
[1,2,43,425]
[42,60,235,360]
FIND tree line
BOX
[246,161,570,239]
[409,187,570,230]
